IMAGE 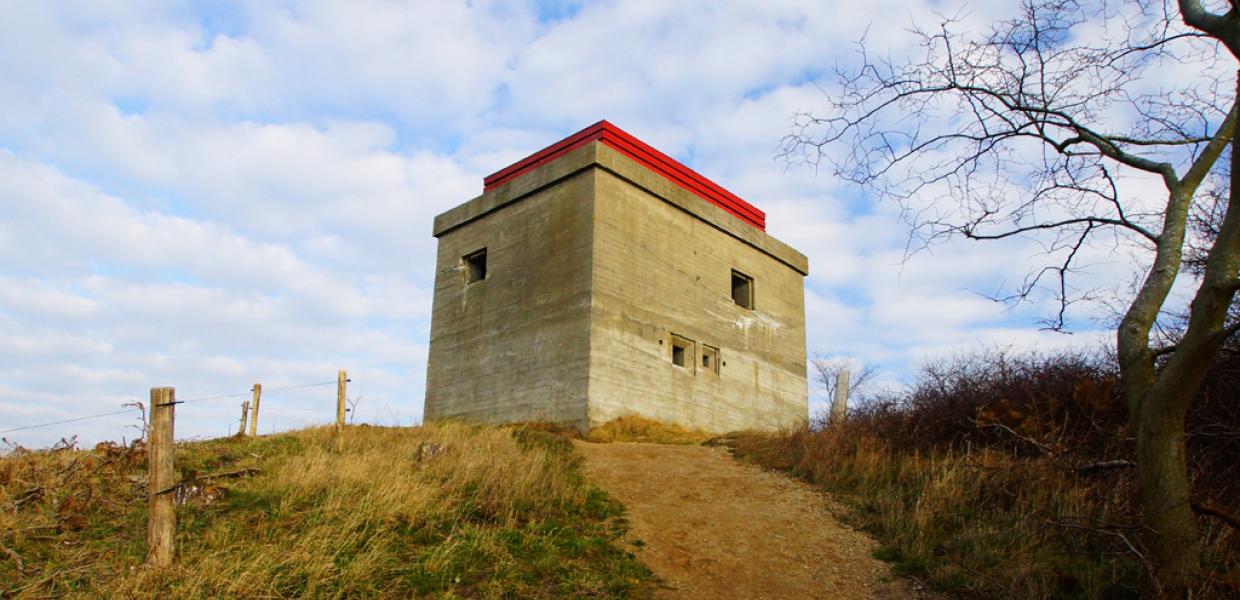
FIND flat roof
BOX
[434,141,808,276]
[484,121,766,231]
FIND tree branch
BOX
[1103,135,1212,147]
[1077,459,1137,474]
[1191,499,1240,532]
[961,216,1157,245]
[1217,320,1240,344]
[1178,0,1240,55]
[1179,102,1238,195]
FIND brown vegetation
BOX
[0,423,654,598]
[779,0,1240,587]
[587,416,712,446]
[734,349,1240,599]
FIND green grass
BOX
[0,423,655,598]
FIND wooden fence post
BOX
[237,401,249,437]
[248,383,262,437]
[336,370,347,447]
[147,387,176,567]
[831,369,849,425]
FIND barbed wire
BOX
[176,380,338,405]
[0,408,141,435]
[1,379,345,435]
[174,391,252,405]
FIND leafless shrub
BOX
[736,346,1240,597]
[810,355,879,404]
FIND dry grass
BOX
[734,429,1145,598]
[587,416,712,446]
[501,421,584,441]
[0,423,655,598]
[733,349,1240,599]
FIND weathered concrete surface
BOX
[424,166,596,426]
[587,162,807,432]
[594,143,808,276]
[424,140,808,432]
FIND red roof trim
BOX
[482,120,766,230]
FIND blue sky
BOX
[1,0,1131,447]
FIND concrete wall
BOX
[585,159,808,432]
[424,141,808,433]
[423,168,596,427]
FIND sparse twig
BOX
[979,423,1057,457]
[50,436,77,452]
[1191,499,1240,532]
[346,394,364,424]
[197,467,261,482]
[1077,459,1137,474]
[1050,519,1162,596]
[0,543,24,574]
[12,486,44,510]
[811,355,879,404]
[123,399,147,441]
[5,565,90,596]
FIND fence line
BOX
[147,387,176,567]
[335,370,348,450]
[0,408,142,435]
[0,372,354,568]
[248,384,262,437]
[1,379,344,436]
[145,373,346,565]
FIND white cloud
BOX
[0,0,1178,447]
[0,150,428,446]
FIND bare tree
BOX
[780,0,1239,593]
[811,354,879,405]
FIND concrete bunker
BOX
[424,120,809,433]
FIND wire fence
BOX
[19,372,357,568]
[0,376,350,443]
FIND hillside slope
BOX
[0,424,654,598]
[576,441,922,599]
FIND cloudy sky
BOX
[2,0,1157,447]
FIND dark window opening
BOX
[670,335,694,370]
[463,248,487,284]
[702,345,720,374]
[731,270,753,309]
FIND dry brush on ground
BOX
[0,423,655,598]
[585,415,712,446]
[735,349,1240,599]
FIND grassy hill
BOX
[0,423,654,598]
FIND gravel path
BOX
[575,441,925,600]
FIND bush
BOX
[736,348,1240,599]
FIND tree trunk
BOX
[1130,80,1240,596]
[1135,385,1199,595]
[1116,180,1199,594]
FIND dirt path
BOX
[575,441,924,600]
